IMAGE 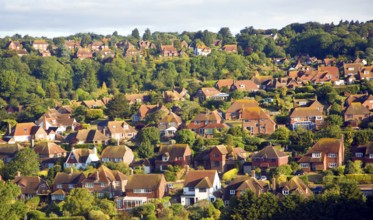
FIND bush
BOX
[28,210,46,220]
[222,168,238,181]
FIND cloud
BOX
[0,0,371,37]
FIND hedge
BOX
[222,168,238,182]
[323,174,373,184]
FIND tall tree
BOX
[4,148,40,179]
[131,28,140,40]
[63,188,95,216]
[143,28,152,41]
[104,94,131,120]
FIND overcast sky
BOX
[0,0,372,38]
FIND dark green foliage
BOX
[175,129,196,147]
[104,94,131,120]
[3,148,40,179]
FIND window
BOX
[283,189,289,195]
[134,189,152,193]
[328,163,337,168]
[245,120,251,122]
[328,153,336,158]
[214,161,220,167]
[300,163,309,168]
[188,187,195,192]
[57,184,62,189]
[356,153,363,158]
[199,188,207,192]
[370,154,373,159]
[68,184,74,189]
[115,181,121,187]
[230,190,236,195]
[214,153,219,158]
[101,182,106,187]
[312,153,321,158]
[316,116,322,120]
[85,183,94,188]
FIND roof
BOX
[233,80,259,91]
[226,99,259,114]
[216,79,234,89]
[345,102,370,115]
[281,176,312,197]
[159,112,182,125]
[101,145,134,161]
[33,142,67,155]
[344,63,363,75]
[241,107,274,122]
[161,45,177,52]
[200,87,221,98]
[82,165,127,183]
[299,138,343,163]
[126,174,165,190]
[65,129,109,143]
[107,121,137,135]
[252,145,288,159]
[224,175,266,198]
[82,100,105,108]
[67,148,96,163]
[222,45,237,52]
[184,170,217,188]
[290,107,322,118]
[14,176,46,195]
[0,144,24,155]
[137,104,169,119]
[53,171,85,185]
[158,144,191,161]
[12,122,37,136]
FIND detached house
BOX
[161,45,178,57]
[14,174,50,200]
[196,87,229,102]
[131,104,169,122]
[299,138,344,172]
[101,145,134,165]
[158,112,183,137]
[163,89,188,102]
[187,110,229,136]
[76,48,93,60]
[7,122,48,142]
[36,109,76,135]
[181,170,221,206]
[223,175,268,205]
[222,45,237,53]
[289,107,324,130]
[215,79,234,91]
[116,174,167,210]
[81,165,128,198]
[230,80,260,92]
[64,129,109,145]
[359,66,373,81]
[33,142,67,168]
[194,45,212,56]
[82,100,105,109]
[155,144,192,171]
[51,170,85,201]
[225,99,259,120]
[32,40,49,51]
[251,145,289,170]
[99,120,137,141]
[353,142,373,166]
[344,63,363,77]
[241,107,276,135]
[64,147,100,169]
[208,145,247,173]
[279,176,312,197]
[344,102,371,127]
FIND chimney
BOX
[95,171,99,182]
[93,147,97,154]
[70,167,73,174]
[16,171,21,177]
[129,168,134,176]
[8,123,12,135]
[271,177,276,191]
[251,170,255,179]
[117,139,120,146]
[31,139,35,148]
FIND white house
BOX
[181,170,221,206]
[64,147,99,169]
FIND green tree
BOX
[0,181,26,220]
[138,127,160,145]
[175,129,196,147]
[326,114,343,126]
[63,188,95,216]
[271,127,290,141]
[143,28,152,41]
[131,28,140,40]
[138,139,154,158]
[104,94,131,120]
[4,148,40,179]
[344,160,363,174]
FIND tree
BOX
[131,28,140,40]
[138,139,154,158]
[0,181,26,219]
[344,160,363,174]
[4,148,40,179]
[104,94,131,120]
[138,127,160,145]
[175,129,196,147]
[143,28,152,41]
[326,114,343,126]
[63,188,95,216]
[271,127,290,141]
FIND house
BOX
[35,109,76,134]
[323,58,336,66]
[252,75,273,89]
[131,104,169,122]
[241,107,276,135]
[187,110,229,136]
[230,80,260,92]
[64,129,109,145]
[194,45,212,56]
[40,50,51,57]
[289,107,324,130]
[91,41,104,51]
[6,122,48,142]
[125,93,150,105]
[163,89,188,102]
[158,112,183,137]
[222,45,237,53]
[33,142,67,168]
[130,158,154,174]
[51,170,85,201]
[155,144,192,171]
[223,175,268,205]
[279,176,312,197]
[138,41,156,50]
[15,48,28,57]
[359,66,373,81]
[311,66,340,84]
[196,87,229,102]
[14,174,50,199]
[101,145,134,165]
[161,45,178,57]
[125,47,139,57]
[215,79,234,91]
[82,100,105,109]
[81,165,128,198]
[99,120,137,141]
[181,170,221,206]
[32,40,49,51]
[8,41,22,50]
[0,143,24,163]
[225,99,259,120]
[64,147,100,169]
[352,142,373,166]
[100,48,115,58]
[251,145,289,170]
[64,40,80,51]
[76,48,93,60]
[299,138,344,172]
[344,63,363,77]
[293,97,324,110]
[116,174,167,209]
[344,102,371,127]
[344,94,373,110]
[208,145,247,173]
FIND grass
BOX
[307,173,323,184]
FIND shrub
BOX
[222,168,238,181]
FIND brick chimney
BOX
[95,170,99,182]
[271,177,276,191]
[251,170,255,179]
[16,171,21,177]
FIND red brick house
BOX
[6,122,48,143]
[251,145,289,169]
[299,138,344,172]
[230,80,260,92]
[81,165,128,198]
[155,144,192,171]
[222,45,237,53]
[187,110,229,136]
[344,102,371,127]
[225,99,259,120]
[33,142,67,168]
[289,107,324,130]
[359,65,373,81]
[14,174,50,199]
[51,170,85,201]
[344,63,363,77]
[352,142,373,166]
[241,107,276,135]
[116,174,166,209]
[311,66,340,84]
[345,94,373,110]
[196,87,229,102]
[215,79,234,91]
[209,145,247,173]
[161,45,178,57]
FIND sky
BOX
[0,0,372,38]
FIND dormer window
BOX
[230,190,236,195]
[123,125,128,129]
[113,125,116,128]
[282,189,289,195]
[312,153,321,158]
[162,155,169,162]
